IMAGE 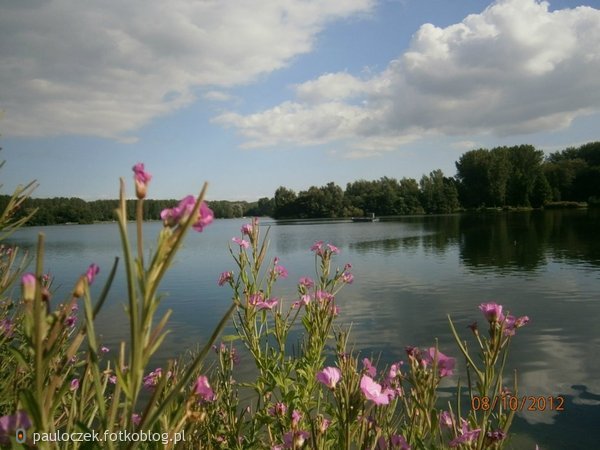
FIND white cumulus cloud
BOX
[216,0,600,156]
[0,0,374,139]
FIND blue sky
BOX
[1,0,599,201]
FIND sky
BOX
[1,0,599,202]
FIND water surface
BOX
[7,209,600,449]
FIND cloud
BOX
[0,0,374,140]
[217,0,600,156]
[203,91,234,102]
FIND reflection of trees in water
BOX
[459,212,547,271]
[349,235,421,253]
[346,210,599,271]
[459,209,600,271]
[348,215,462,254]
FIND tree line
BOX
[271,142,600,219]
[0,197,273,226]
[1,142,598,225]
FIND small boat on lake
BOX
[351,213,379,223]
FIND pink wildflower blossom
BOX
[218,271,233,286]
[479,302,504,323]
[360,375,394,405]
[248,293,278,310]
[449,420,481,447]
[273,264,288,279]
[70,379,79,391]
[503,314,530,336]
[291,410,302,427]
[362,358,377,377]
[241,223,253,235]
[310,240,324,254]
[298,277,314,288]
[85,263,100,285]
[425,347,455,377]
[194,375,216,402]
[232,237,250,249]
[316,367,342,389]
[0,411,31,445]
[341,272,354,284]
[378,435,411,450]
[439,411,454,428]
[292,294,311,309]
[315,290,334,303]
[132,163,152,199]
[143,368,171,390]
[268,402,288,417]
[160,195,214,232]
[326,243,340,254]
[283,430,310,449]
[21,273,36,301]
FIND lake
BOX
[6,209,600,449]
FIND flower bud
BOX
[132,163,152,200]
[21,273,36,302]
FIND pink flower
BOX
[86,263,100,285]
[241,223,253,235]
[248,293,278,310]
[232,237,250,249]
[131,413,142,426]
[486,429,506,442]
[439,411,454,428]
[479,302,504,323]
[326,243,340,254]
[362,358,377,377]
[268,402,288,417]
[218,271,234,286]
[70,378,79,391]
[292,294,312,309]
[503,315,530,336]
[273,264,288,279]
[160,196,214,232]
[449,420,481,447]
[21,273,36,301]
[341,272,354,284]
[298,277,314,289]
[360,375,394,405]
[316,367,342,389]
[291,410,302,427]
[425,348,455,377]
[143,368,171,390]
[315,290,334,303]
[283,430,310,449]
[194,375,216,402]
[101,346,109,353]
[0,319,13,338]
[310,240,324,254]
[318,416,330,434]
[378,434,411,450]
[193,201,214,232]
[132,163,152,199]
[386,363,401,382]
[0,411,31,444]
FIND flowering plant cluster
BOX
[0,162,530,449]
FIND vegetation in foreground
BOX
[0,162,532,449]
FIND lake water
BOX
[6,209,600,449]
